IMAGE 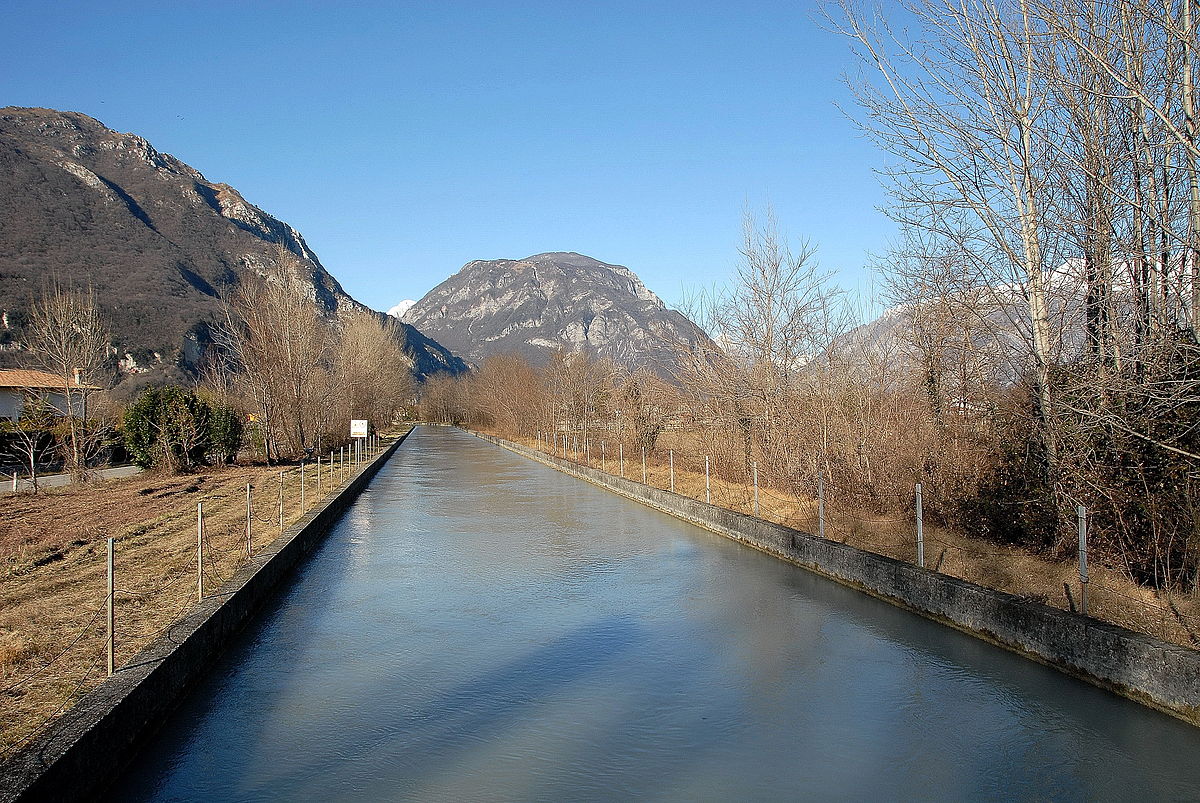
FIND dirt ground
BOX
[527,431,1200,652]
[0,448,372,756]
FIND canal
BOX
[109,426,1200,801]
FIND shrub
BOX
[122,386,242,472]
[207,403,244,465]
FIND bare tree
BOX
[676,209,849,485]
[26,283,109,477]
[335,311,414,438]
[832,0,1065,477]
[218,264,334,460]
[1,393,57,491]
[470,352,547,436]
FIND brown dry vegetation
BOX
[0,446,380,756]
[512,430,1200,651]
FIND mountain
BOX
[387,299,416,319]
[0,107,467,385]
[402,252,710,370]
[833,264,1095,388]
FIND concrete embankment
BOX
[0,431,410,803]
[474,430,1200,727]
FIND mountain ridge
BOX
[0,106,467,384]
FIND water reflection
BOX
[108,426,1200,802]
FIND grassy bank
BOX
[0,443,382,756]
[507,429,1200,652]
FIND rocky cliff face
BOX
[0,107,466,382]
[402,252,709,370]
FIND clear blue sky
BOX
[1,0,894,316]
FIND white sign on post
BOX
[350,419,369,438]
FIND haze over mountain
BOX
[0,107,466,385]
[402,252,710,370]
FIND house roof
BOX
[0,369,101,391]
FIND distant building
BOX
[0,369,99,421]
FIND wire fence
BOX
[528,429,1200,650]
[0,433,390,758]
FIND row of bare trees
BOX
[213,258,414,461]
[827,0,1200,588]
[6,255,415,480]
[418,349,677,455]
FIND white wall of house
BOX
[0,388,76,421]
[0,389,21,421]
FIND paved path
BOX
[2,464,142,493]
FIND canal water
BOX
[109,426,1200,801]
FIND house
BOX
[0,369,100,421]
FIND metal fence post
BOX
[642,447,647,484]
[107,537,114,676]
[317,456,322,496]
[601,440,606,470]
[278,471,284,535]
[197,501,204,601]
[705,455,711,504]
[619,443,624,477]
[818,468,825,540]
[670,450,674,493]
[301,461,306,510]
[753,461,759,517]
[916,483,924,568]
[1078,505,1089,616]
[246,483,253,556]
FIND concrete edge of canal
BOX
[472,428,1200,729]
[0,429,413,803]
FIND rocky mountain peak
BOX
[402,251,708,370]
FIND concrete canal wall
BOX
[0,431,411,803]
[475,430,1200,727]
